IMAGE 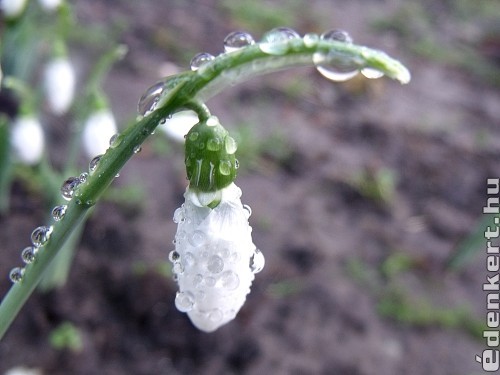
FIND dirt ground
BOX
[1,0,499,374]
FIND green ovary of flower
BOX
[185,116,238,192]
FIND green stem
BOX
[0,37,410,339]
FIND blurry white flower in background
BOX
[82,109,117,158]
[11,116,45,165]
[37,0,62,11]
[44,57,76,115]
[0,0,27,18]
[159,110,199,143]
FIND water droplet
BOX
[9,267,24,283]
[21,246,37,264]
[169,250,180,263]
[196,290,206,301]
[190,52,215,71]
[173,207,184,224]
[208,309,223,322]
[207,255,224,274]
[313,29,358,82]
[250,248,265,273]
[193,274,203,287]
[173,262,184,274]
[361,67,384,79]
[61,176,81,201]
[52,205,67,221]
[175,291,195,312]
[133,145,142,154]
[224,136,237,154]
[207,137,221,151]
[204,276,216,287]
[184,252,195,267]
[89,154,103,175]
[79,172,88,184]
[260,27,300,55]
[221,270,239,290]
[224,31,255,52]
[31,226,53,247]
[303,33,319,48]
[188,131,199,141]
[189,230,206,247]
[206,116,219,127]
[109,133,122,148]
[137,81,165,116]
[243,204,252,218]
[230,252,240,263]
[219,160,232,176]
[198,142,205,150]
[234,159,240,169]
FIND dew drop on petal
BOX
[21,246,37,264]
[224,136,237,154]
[173,262,184,274]
[204,276,216,287]
[221,270,239,290]
[361,67,384,79]
[250,248,265,273]
[260,27,300,55]
[184,252,196,267]
[219,160,232,176]
[31,226,53,247]
[190,52,215,71]
[175,291,195,312]
[207,255,224,274]
[313,29,358,82]
[188,131,199,141]
[208,308,223,322]
[52,205,67,221]
[61,176,81,201]
[168,250,181,263]
[224,31,255,52]
[89,154,103,175]
[207,137,221,151]
[173,207,184,223]
[189,230,206,247]
[9,267,24,283]
[243,204,252,219]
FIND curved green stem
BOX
[0,37,410,339]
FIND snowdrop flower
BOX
[82,109,117,158]
[0,0,27,18]
[37,0,62,11]
[44,57,75,115]
[159,110,199,143]
[170,183,264,332]
[11,116,45,165]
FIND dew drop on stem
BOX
[250,248,265,274]
[137,81,165,116]
[31,226,53,247]
[223,31,255,52]
[52,205,67,221]
[21,246,37,264]
[9,267,24,283]
[259,27,300,55]
[133,145,142,154]
[313,29,359,82]
[89,154,103,175]
[190,52,215,71]
[61,176,81,201]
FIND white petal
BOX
[171,183,263,332]
[0,0,27,18]
[11,116,45,165]
[82,110,117,158]
[37,0,62,11]
[44,58,76,115]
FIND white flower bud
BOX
[82,110,117,158]
[44,57,75,115]
[0,0,27,18]
[11,116,45,165]
[170,183,264,332]
[37,0,62,11]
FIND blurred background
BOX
[0,0,499,374]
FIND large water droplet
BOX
[219,160,232,176]
[224,136,237,154]
[169,250,181,263]
[175,291,195,312]
[173,262,184,274]
[250,248,265,273]
[173,207,184,224]
[21,246,37,264]
[260,27,300,55]
[190,52,215,71]
[52,205,67,221]
[189,230,206,247]
[109,133,122,148]
[361,67,384,79]
[61,176,81,201]
[31,226,53,247]
[224,31,255,52]
[314,29,358,82]
[89,154,103,175]
[303,33,319,48]
[207,255,224,274]
[9,267,24,283]
[221,270,239,290]
[137,81,165,116]
[208,308,223,322]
